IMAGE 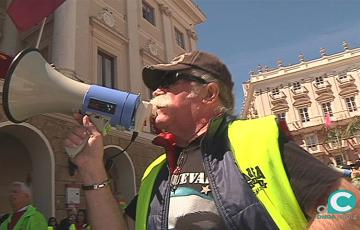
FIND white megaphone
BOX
[2,48,152,157]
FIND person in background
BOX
[70,209,90,230]
[65,51,360,229]
[58,208,77,230]
[48,217,58,230]
[68,214,77,229]
[0,181,47,230]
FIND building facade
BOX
[0,0,205,219]
[242,42,360,168]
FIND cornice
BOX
[157,0,206,24]
[250,47,360,82]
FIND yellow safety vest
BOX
[136,115,308,230]
[69,223,91,230]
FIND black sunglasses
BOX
[158,72,208,89]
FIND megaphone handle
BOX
[65,114,110,158]
[65,141,87,158]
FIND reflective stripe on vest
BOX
[69,223,91,230]
[136,116,308,229]
[228,115,308,230]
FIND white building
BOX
[242,42,360,167]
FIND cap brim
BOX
[142,63,191,90]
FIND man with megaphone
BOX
[65,51,360,230]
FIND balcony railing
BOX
[336,74,355,88]
[299,138,360,155]
[269,91,286,102]
[327,140,345,150]
[291,86,309,99]
[302,143,332,154]
[305,145,319,153]
[322,138,359,152]
[313,80,332,94]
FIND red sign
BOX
[7,0,66,31]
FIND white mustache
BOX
[150,95,171,108]
[150,95,171,117]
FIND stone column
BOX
[52,0,90,82]
[74,0,90,82]
[126,0,142,93]
[159,4,174,61]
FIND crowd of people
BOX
[0,181,90,230]
[48,208,90,230]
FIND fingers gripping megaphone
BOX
[2,48,152,157]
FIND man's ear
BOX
[202,82,219,103]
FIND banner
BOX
[7,0,66,31]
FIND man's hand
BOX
[64,113,107,183]
[64,113,128,230]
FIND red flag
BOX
[325,112,332,129]
[7,0,65,31]
[278,118,293,140]
[0,52,13,79]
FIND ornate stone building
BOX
[242,42,360,168]
[0,0,205,219]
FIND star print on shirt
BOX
[201,185,211,195]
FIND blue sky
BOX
[194,0,360,114]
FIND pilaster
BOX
[126,0,142,94]
[159,3,174,61]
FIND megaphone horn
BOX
[3,48,90,123]
[2,48,152,133]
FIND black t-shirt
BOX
[282,141,342,214]
[125,139,342,224]
[167,137,226,229]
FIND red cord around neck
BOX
[152,132,178,174]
